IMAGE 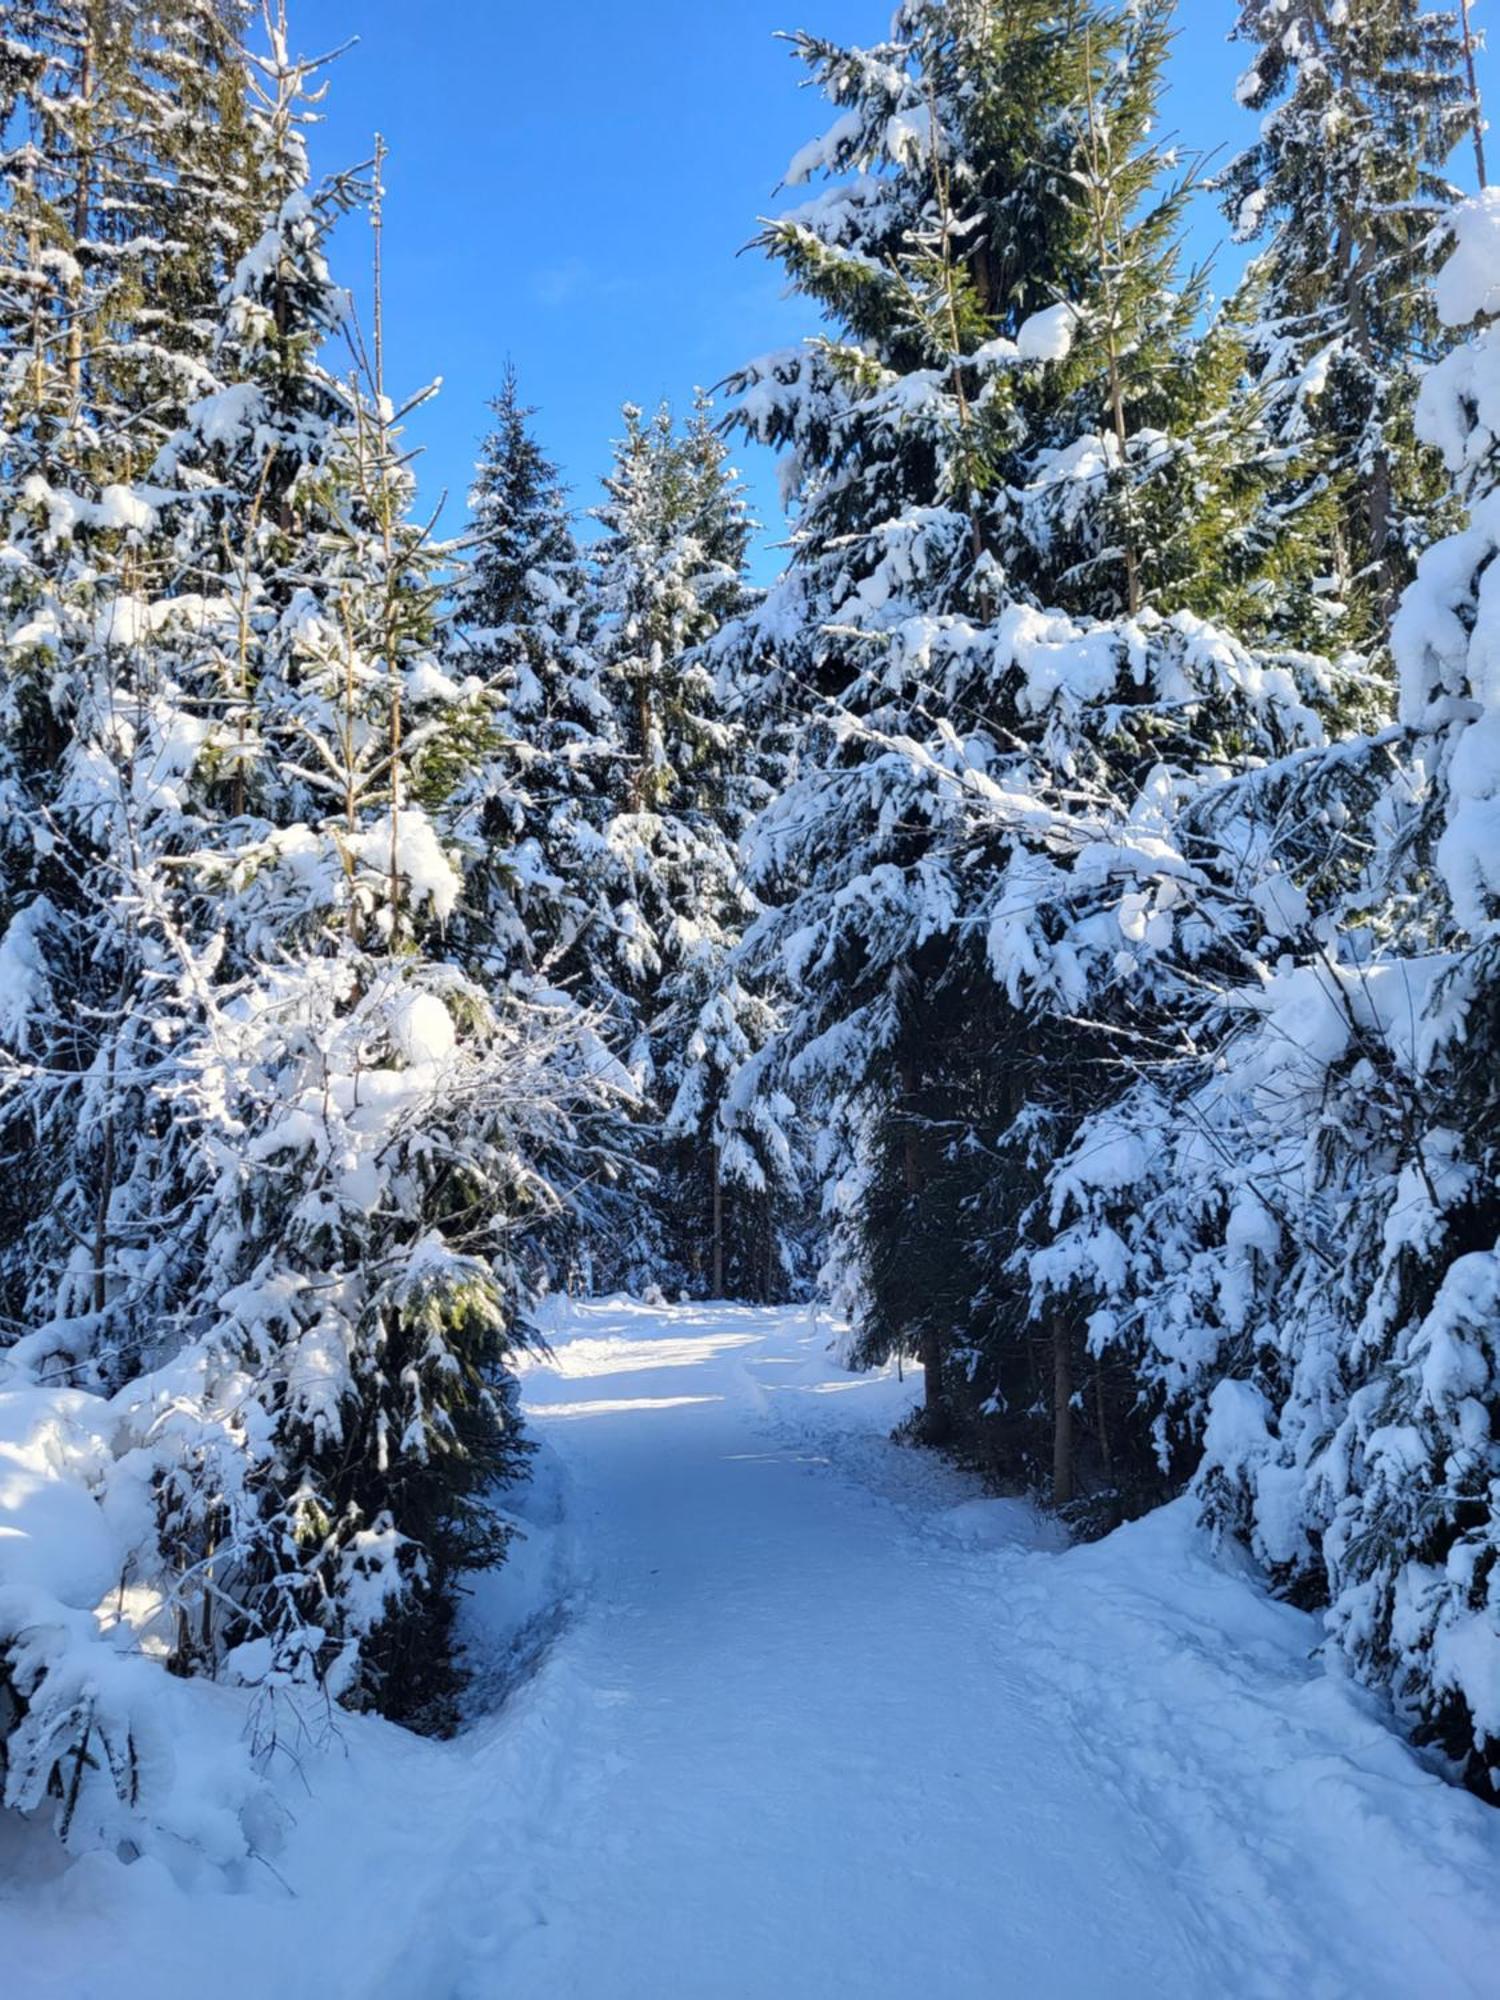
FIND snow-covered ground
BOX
[5,1298,1500,1998]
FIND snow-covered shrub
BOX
[0,1382,281,1867]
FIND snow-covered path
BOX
[7,1298,1500,1999]
[441,1299,1206,1998]
[386,1298,1500,2000]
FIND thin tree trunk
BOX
[371,138,403,936]
[899,1053,948,1441]
[1368,467,1394,614]
[1052,1311,1074,1507]
[1104,350,1142,617]
[25,159,45,415]
[920,1324,948,1442]
[92,1040,116,1318]
[924,82,990,599]
[1337,215,1397,619]
[1079,16,1142,617]
[1461,0,1489,188]
[710,1142,724,1298]
[1095,1358,1113,1483]
[66,32,93,408]
[634,680,654,809]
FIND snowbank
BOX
[1005,1501,1500,1994]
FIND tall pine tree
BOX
[722,0,1359,1502]
[1220,0,1471,646]
[586,396,769,1292]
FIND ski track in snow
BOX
[6,1298,1500,1999]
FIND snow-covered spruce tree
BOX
[440,368,640,1290]
[0,1,257,495]
[722,0,1355,1502]
[141,36,618,1730]
[983,0,1475,1513]
[1309,192,1500,1791]
[1011,712,1400,1540]
[719,0,1099,1425]
[662,969,801,1301]
[999,4,1244,629]
[446,365,615,987]
[1219,0,1472,650]
[659,398,803,1300]
[0,18,616,1857]
[1036,191,1500,1786]
[0,0,257,1379]
[691,629,810,1302]
[0,0,285,1850]
[587,395,775,1294]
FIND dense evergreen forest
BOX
[5,0,1500,1878]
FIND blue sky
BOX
[286,1,1493,572]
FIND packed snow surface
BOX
[5,1299,1500,1998]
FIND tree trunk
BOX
[1337,217,1398,620]
[920,1325,950,1444]
[710,1142,724,1298]
[1460,0,1489,188]
[66,32,94,408]
[1052,1311,1074,1507]
[1095,1359,1113,1482]
[633,680,655,809]
[92,1036,118,1317]
[899,1053,948,1441]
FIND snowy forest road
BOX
[9,1299,1500,2000]
[382,1300,1500,2000]
[440,1300,1208,1998]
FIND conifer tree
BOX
[1042,188,1500,1788]
[147,27,617,1725]
[663,973,799,1299]
[723,0,1357,1493]
[1283,193,1500,1791]
[446,366,616,987]
[0,0,257,1369]
[586,396,766,1291]
[1220,0,1471,646]
[0,12,616,1776]
[443,369,638,1288]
